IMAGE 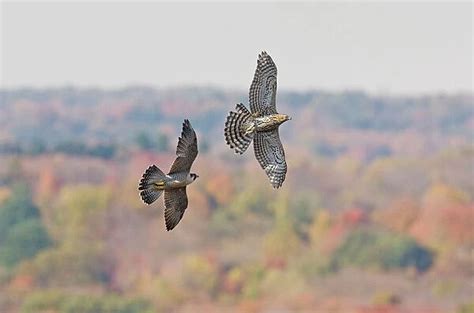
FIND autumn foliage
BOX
[0,87,472,313]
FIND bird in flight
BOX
[139,119,199,231]
[225,51,291,188]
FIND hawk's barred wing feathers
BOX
[249,51,278,116]
[253,129,287,189]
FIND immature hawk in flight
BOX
[224,51,291,188]
[139,119,199,231]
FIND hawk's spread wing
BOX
[253,129,287,188]
[168,119,198,174]
[164,187,188,231]
[249,51,278,116]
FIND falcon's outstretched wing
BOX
[164,187,188,231]
[168,119,198,174]
[249,51,278,116]
[253,130,287,188]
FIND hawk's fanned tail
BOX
[224,103,255,154]
[138,165,165,204]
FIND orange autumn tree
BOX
[410,183,473,256]
[372,197,420,233]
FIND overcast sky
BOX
[1,2,472,95]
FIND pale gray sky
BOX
[1,1,472,94]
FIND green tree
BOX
[135,131,169,151]
[309,209,332,250]
[331,228,434,272]
[89,144,116,159]
[181,254,218,296]
[290,193,317,239]
[21,291,154,313]
[156,133,169,152]
[28,137,47,155]
[263,192,302,266]
[0,184,39,239]
[0,184,51,268]
[54,141,87,155]
[20,185,113,287]
[51,185,111,243]
[0,219,51,268]
[22,242,110,287]
[199,138,210,154]
[135,132,154,150]
[458,302,474,313]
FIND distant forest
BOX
[1,87,472,160]
[0,87,472,313]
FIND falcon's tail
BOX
[224,103,255,154]
[139,165,166,204]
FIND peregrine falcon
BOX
[224,51,291,188]
[139,119,199,231]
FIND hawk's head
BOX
[273,114,292,125]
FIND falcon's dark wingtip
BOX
[182,119,194,134]
[164,208,183,231]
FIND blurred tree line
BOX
[0,149,472,312]
[0,87,471,159]
[0,87,472,312]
